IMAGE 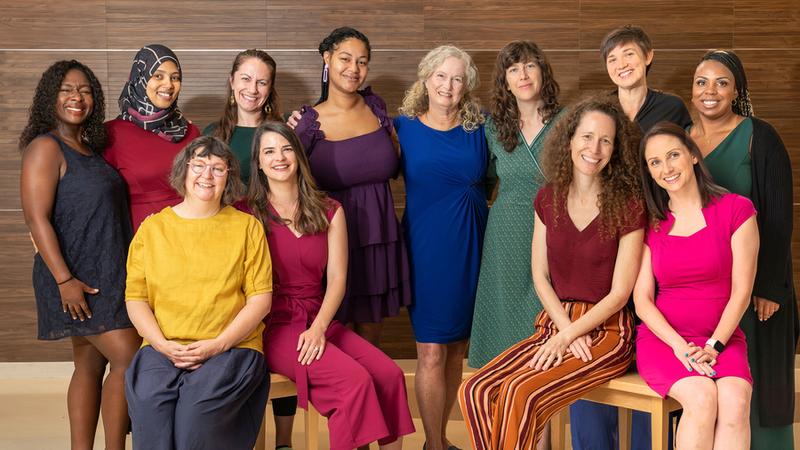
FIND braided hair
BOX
[700,50,753,117]
[316,27,371,105]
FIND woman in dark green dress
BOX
[468,41,561,370]
[204,49,298,450]
[689,49,796,450]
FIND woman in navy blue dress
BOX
[395,45,488,450]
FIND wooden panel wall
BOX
[1,0,798,361]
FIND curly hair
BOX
[209,49,282,144]
[247,121,332,235]
[490,41,560,152]
[316,27,371,105]
[540,96,643,236]
[398,45,484,132]
[19,60,107,152]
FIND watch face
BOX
[713,341,725,353]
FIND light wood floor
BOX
[0,362,471,450]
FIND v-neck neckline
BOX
[268,202,303,239]
[567,211,600,233]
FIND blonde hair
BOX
[398,45,484,131]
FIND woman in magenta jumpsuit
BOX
[243,121,414,450]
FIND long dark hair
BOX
[541,96,643,236]
[490,40,560,152]
[639,122,728,223]
[247,121,332,234]
[210,49,282,143]
[316,27,371,105]
[19,60,107,152]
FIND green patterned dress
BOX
[701,117,794,450]
[467,116,554,368]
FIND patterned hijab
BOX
[118,44,189,142]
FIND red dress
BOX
[259,200,415,450]
[103,119,201,230]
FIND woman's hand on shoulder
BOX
[286,110,302,129]
[58,278,98,321]
[297,323,327,366]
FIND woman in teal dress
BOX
[468,41,561,369]
[689,50,796,450]
[205,49,282,184]
[204,49,298,450]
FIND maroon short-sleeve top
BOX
[533,184,646,303]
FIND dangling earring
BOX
[229,93,235,106]
[264,103,272,114]
[322,64,329,83]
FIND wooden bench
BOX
[550,371,681,450]
[254,373,320,450]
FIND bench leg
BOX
[650,399,669,450]
[305,404,320,450]
[618,407,632,450]
[550,407,568,450]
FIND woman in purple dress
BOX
[635,122,758,449]
[291,27,410,347]
[247,121,414,450]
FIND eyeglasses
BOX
[59,86,93,97]
[187,161,229,177]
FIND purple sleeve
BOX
[361,87,393,134]
[293,105,323,155]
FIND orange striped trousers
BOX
[459,301,633,450]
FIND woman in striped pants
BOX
[459,97,645,450]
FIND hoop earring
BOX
[264,103,272,114]
[229,93,235,106]
[322,64,329,83]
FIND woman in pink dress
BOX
[244,121,414,450]
[635,122,758,450]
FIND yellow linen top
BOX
[125,206,272,353]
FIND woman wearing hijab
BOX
[104,44,201,230]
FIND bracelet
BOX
[57,275,74,286]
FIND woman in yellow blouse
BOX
[123,135,273,450]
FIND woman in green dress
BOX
[204,49,297,450]
[468,41,561,369]
[689,50,796,450]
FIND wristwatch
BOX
[705,338,725,353]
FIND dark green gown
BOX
[700,117,794,450]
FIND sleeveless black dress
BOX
[32,133,134,340]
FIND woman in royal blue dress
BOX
[395,45,488,450]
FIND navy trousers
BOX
[569,400,676,450]
[125,346,270,450]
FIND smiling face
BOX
[324,38,369,94]
[691,60,737,120]
[56,69,94,126]
[425,56,467,112]
[605,42,653,89]
[184,151,228,204]
[505,60,542,102]
[230,57,272,115]
[644,134,698,193]
[259,131,297,184]
[146,60,181,109]
[570,110,616,177]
